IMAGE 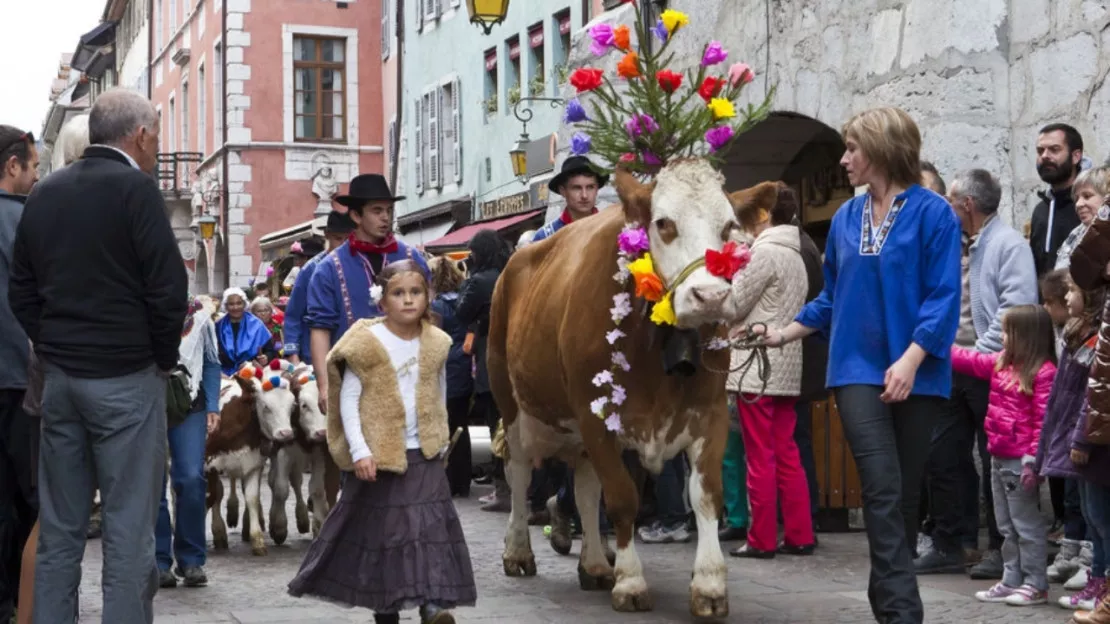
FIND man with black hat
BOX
[531,156,609,243]
[305,174,428,405]
[283,210,355,365]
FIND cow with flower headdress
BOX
[487,5,773,618]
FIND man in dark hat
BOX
[283,210,354,365]
[306,174,428,403]
[531,156,609,243]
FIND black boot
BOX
[373,613,400,624]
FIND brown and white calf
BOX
[267,365,330,544]
[205,361,295,556]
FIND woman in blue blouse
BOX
[216,287,277,375]
[756,107,962,624]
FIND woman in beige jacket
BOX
[723,182,816,558]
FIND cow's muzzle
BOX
[661,327,700,377]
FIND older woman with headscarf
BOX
[217,287,276,375]
[155,297,221,589]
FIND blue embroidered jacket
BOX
[281,250,327,363]
[531,216,568,243]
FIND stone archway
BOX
[720,112,853,249]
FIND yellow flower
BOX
[650,293,677,326]
[660,9,689,34]
[708,97,736,120]
[627,253,655,278]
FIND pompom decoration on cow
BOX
[487,3,774,620]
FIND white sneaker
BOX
[1049,539,1083,583]
[1065,566,1092,591]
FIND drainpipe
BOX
[146,0,153,99]
[221,0,230,289]
[389,0,404,194]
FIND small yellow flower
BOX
[708,97,736,120]
[650,293,677,326]
[660,9,689,34]
[627,253,655,278]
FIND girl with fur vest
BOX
[288,260,477,624]
[952,305,1056,606]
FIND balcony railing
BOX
[156,152,203,196]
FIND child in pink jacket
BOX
[953,304,1057,607]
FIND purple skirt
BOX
[288,449,477,612]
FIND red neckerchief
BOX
[560,207,599,225]
[348,232,398,255]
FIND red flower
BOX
[705,242,751,280]
[656,70,683,93]
[697,76,725,102]
[570,68,605,92]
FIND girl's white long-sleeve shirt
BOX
[339,322,447,462]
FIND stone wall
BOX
[553,0,1110,226]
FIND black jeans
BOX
[793,400,820,521]
[0,390,37,621]
[925,373,1001,553]
[445,395,473,496]
[835,385,939,624]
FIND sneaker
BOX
[914,548,966,574]
[637,522,691,544]
[975,582,1018,603]
[916,532,934,557]
[158,568,178,588]
[1051,539,1084,582]
[1004,584,1048,606]
[176,565,208,588]
[969,549,1004,580]
[1059,575,1104,611]
[1067,567,1094,591]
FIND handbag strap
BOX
[330,253,356,329]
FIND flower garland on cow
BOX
[555,4,773,431]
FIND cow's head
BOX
[236,361,295,442]
[614,159,738,328]
[291,365,326,442]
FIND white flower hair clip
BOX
[370,283,384,304]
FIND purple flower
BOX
[592,370,614,387]
[605,413,623,433]
[652,19,668,43]
[610,384,627,406]
[590,397,609,415]
[618,227,650,255]
[701,41,728,66]
[610,292,633,322]
[606,329,626,345]
[570,132,592,156]
[705,126,735,152]
[624,113,659,138]
[589,23,615,56]
[612,351,631,372]
[642,151,662,166]
[706,337,731,350]
[564,98,588,123]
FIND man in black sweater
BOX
[1029,123,1084,277]
[9,88,187,624]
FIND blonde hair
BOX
[428,256,465,295]
[52,114,90,170]
[842,107,922,189]
[1074,166,1110,199]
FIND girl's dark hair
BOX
[468,229,511,272]
[997,304,1057,395]
[770,185,800,226]
[1040,268,1069,305]
[374,260,437,323]
[1064,283,1106,351]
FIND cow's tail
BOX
[487,270,518,428]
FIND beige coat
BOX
[325,317,452,473]
[725,225,807,396]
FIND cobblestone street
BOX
[64,479,1070,624]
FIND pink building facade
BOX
[149,0,385,293]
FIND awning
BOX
[80,21,117,47]
[397,220,455,248]
[258,216,327,251]
[424,210,543,251]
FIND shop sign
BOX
[480,190,531,220]
[529,180,549,207]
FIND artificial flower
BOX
[564,98,588,123]
[588,23,615,56]
[606,328,626,345]
[590,397,609,415]
[370,283,384,303]
[612,25,631,50]
[618,227,650,255]
[698,76,725,102]
[570,132,592,155]
[708,97,736,120]
[656,69,683,93]
[604,413,623,432]
[624,113,659,138]
[592,370,614,387]
[660,9,689,34]
[617,52,641,79]
[266,266,275,277]
[634,271,665,302]
[613,256,631,283]
[570,68,605,92]
[612,351,631,372]
[619,152,636,163]
[650,294,676,325]
[706,337,731,351]
[651,19,669,42]
[626,253,655,278]
[705,126,735,152]
[701,41,728,66]
[728,62,755,87]
[705,241,751,280]
[642,151,662,166]
[610,384,627,406]
[610,292,633,322]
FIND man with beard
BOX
[1030,124,1084,277]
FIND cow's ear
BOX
[613,166,656,226]
[728,181,779,230]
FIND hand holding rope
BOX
[703,322,774,404]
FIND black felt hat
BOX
[548,156,609,196]
[324,210,356,234]
[334,173,405,207]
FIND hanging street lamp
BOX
[197,214,218,241]
[466,0,510,35]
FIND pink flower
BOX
[618,227,650,256]
[612,351,631,372]
[701,41,728,66]
[728,62,754,87]
[705,126,735,152]
[265,266,275,277]
[589,23,615,56]
[619,152,637,163]
[604,413,623,432]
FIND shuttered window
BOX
[387,117,397,182]
[426,89,440,189]
[381,0,390,60]
[414,98,424,194]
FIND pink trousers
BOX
[737,394,815,551]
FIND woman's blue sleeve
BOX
[202,354,222,414]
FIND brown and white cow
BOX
[205,361,296,556]
[267,364,330,543]
[488,160,739,618]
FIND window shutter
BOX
[433,0,442,18]
[416,0,424,31]
[450,0,460,7]
[427,90,440,189]
[387,118,397,181]
[414,98,424,194]
[451,78,462,184]
[423,0,436,22]
[381,0,390,59]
